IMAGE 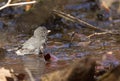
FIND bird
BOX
[16,26,50,55]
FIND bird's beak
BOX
[47,30,51,33]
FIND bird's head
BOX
[34,26,51,38]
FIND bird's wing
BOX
[22,36,46,49]
[22,36,38,49]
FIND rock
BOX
[0,7,14,18]
[0,67,12,81]
[0,21,4,29]
[97,10,112,21]
[98,65,120,81]
[41,57,96,81]
[44,53,59,62]
[101,51,119,69]
[0,48,7,60]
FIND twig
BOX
[53,10,120,36]
[0,0,36,10]
[87,32,111,38]
[53,9,108,32]
[113,19,120,24]
[69,31,76,47]
[25,68,35,81]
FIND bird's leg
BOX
[38,46,44,57]
[39,46,47,62]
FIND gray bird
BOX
[16,26,50,55]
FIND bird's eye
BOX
[43,32,45,34]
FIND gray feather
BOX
[16,26,48,55]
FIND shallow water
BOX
[0,0,120,80]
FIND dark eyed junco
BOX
[16,26,51,55]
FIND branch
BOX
[53,9,108,32]
[25,68,35,81]
[0,0,36,10]
[87,32,110,38]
